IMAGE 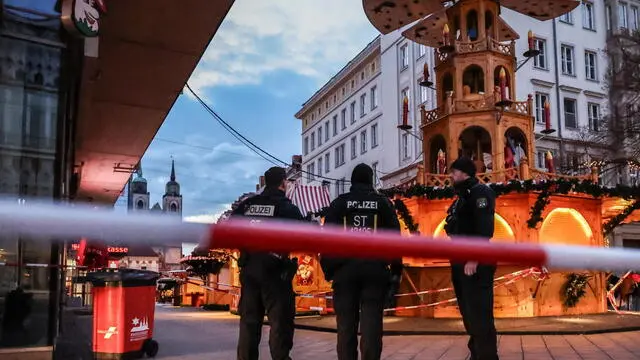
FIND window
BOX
[371,124,379,148]
[336,178,346,195]
[533,38,547,69]
[372,162,379,185]
[351,136,357,159]
[560,10,573,24]
[361,72,365,81]
[535,93,549,124]
[583,2,595,30]
[335,144,345,167]
[420,84,429,103]
[400,44,409,70]
[633,7,639,31]
[418,44,427,58]
[360,93,366,117]
[350,102,356,124]
[537,151,546,169]
[333,115,338,136]
[351,80,355,90]
[371,63,376,72]
[607,6,613,31]
[564,98,577,128]
[310,131,316,150]
[325,101,328,110]
[588,102,601,131]
[360,130,367,154]
[318,127,323,146]
[341,109,347,129]
[325,153,330,173]
[318,157,323,177]
[307,164,315,182]
[561,45,575,76]
[324,121,330,141]
[585,51,597,81]
[402,133,409,159]
[371,86,378,110]
[304,137,309,155]
[620,3,629,29]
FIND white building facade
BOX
[296,37,385,198]
[297,0,639,194]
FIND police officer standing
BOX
[444,157,498,360]
[321,163,402,360]
[232,167,304,360]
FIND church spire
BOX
[170,158,176,182]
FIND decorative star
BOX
[132,317,140,326]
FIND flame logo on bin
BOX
[130,317,150,342]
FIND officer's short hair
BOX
[264,167,286,188]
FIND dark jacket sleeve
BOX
[319,197,346,280]
[280,202,305,221]
[472,186,495,239]
[230,198,250,218]
[323,196,345,227]
[381,197,403,276]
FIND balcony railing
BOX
[421,94,533,126]
[435,37,516,66]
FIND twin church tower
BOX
[126,159,182,216]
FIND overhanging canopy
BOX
[74,0,234,203]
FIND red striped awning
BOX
[288,184,331,216]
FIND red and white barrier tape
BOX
[0,262,87,269]
[1,200,640,272]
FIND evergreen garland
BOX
[603,200,640,236]
[180,249,232,282]
[394,199,420,234]
[527,189,552,229]
[561,273,591,308]
[308,179,639,236]
[381,179,640,233]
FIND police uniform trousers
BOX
[333,273,389,360]
[451,263,499,360]
[237,272,295,360]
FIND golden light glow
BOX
[433,213,515,242]
[539,208,593,245]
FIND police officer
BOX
[321,163,402,360]
[232,167,304,360]
[444,157,498,360]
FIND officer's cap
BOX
[450,157,476,177]
[264,167,286,188]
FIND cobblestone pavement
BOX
[152,306,640,360]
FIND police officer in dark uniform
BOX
[232,167,304,360]
[321,163,402,360]
[444,157,498,360]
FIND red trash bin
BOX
[87,269,160,359]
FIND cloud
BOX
[184,206,230,224]
[133,137,270,218]
[188,0,378,92]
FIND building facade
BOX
[295,37,384,197]
[0,0,233,357]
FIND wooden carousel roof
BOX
[363,0,581,35]
[363,0,445,34]
[498,0,581,22]
[402,10,519,47]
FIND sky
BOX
[113,0,379,223]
